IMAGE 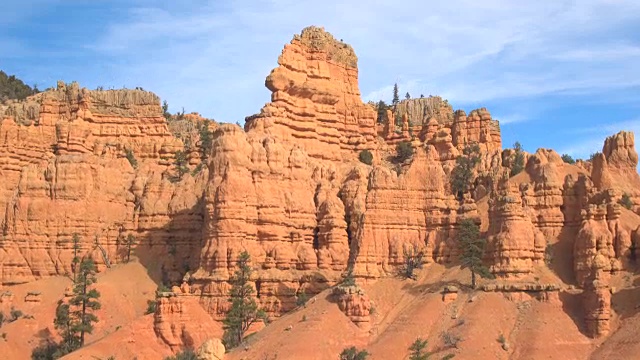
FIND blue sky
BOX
[3,1,640,160]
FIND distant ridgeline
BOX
[0,70,40,102]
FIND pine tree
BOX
[198,121,213,160]
[222,251,266,349]
[162,100,170,119]
[408,337,429,360]
[458,219,491,288]
[71,234,81,281]
[405,92,411,100]
[450,143,481,199]
[53,300,80,356]
[69,257,101,346]
[174,150,189,179]
[510,141,525,177]
[376,100,389,124]
[392,83,399,105]
[125,234,136,263]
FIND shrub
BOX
[401,247,424,280]
[544,242,553,266]
[31,341,59,360]
[359,150,373,165]
[396,141,413,163]
[296,291,310,307]
[164,349,198,360]
[125,149,138,169]
[341,269,356,287]
[145,300,157,315]
[174,150,189,180]
[9,307,23,322]
[442,331,461,349]
[441,355,455,360]
[620,193,633,210]
[451,143,480,199]
[340,346,370,360]
[408,337,429,360]
[561,154,575,164]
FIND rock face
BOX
[332,285,372,330]
[245,25,377,161]
[0,81,209,285]
[154,294,221,352]
[583,254,612,338]
[487,179,545,278]
[592,131,640,209]
[196,338,225,360]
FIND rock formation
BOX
[2,27,640,347]
[154,293,221,352]
[332,285,372,330]
[487,179,545,277]
[0,81,210,285]
[583,254,612,338]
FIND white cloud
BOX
[558,118,640,158]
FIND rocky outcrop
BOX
[0,82,208,285]
[196,338,226,360]
[592,131,640,210]
[332,285,371,330]
[245,26,377,161]
[394,96,454,128]
[487,179,545,278]
[583,254,612,338]
[154,293,221,352]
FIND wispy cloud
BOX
[558,118,640,158]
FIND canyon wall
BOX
[0,82,210,285]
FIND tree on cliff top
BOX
[0,70,39,102]
[222,251,266,349]
[510,141,525,177]
[393,83,399,106]
[457,219,491,289]
[451,143,481,200]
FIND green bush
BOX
[145,300,157,315]
[396,141,413,163]
[9,307,23,322]
[620,193,633,210]
[561,154,575,164]
[359,150,373,165]
[296,291,310,307]
[125,149,138,169]
[164,349,198,360]
[340,346,369,360]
